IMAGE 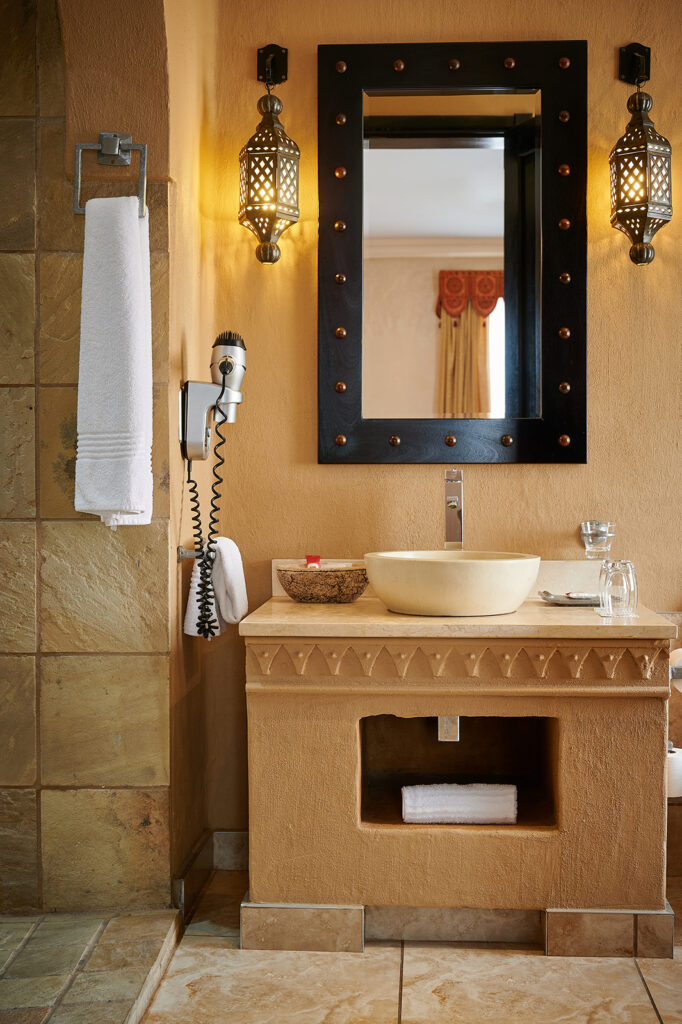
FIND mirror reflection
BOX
[361,92,542,420]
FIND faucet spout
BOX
[444,469,463,550]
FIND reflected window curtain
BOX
[436,270,503,418]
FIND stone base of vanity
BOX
[545,903,674,958]
[240,900,674,956]
[365,905,543,943]
[240,898,364,952]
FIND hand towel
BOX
[184,538,248,636]
[212,538,249,624]
[75,196,153,528]
[401,783,517,824]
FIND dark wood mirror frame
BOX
[317,41,587,464]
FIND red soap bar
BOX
[306,555,321,569]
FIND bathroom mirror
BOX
[318,42,587,463]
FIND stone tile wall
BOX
[0,0,171,910]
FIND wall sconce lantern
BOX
[239,44,300,264]
[609,43,672,265]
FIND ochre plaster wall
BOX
[164,0,222,874]
[191,0,681,832]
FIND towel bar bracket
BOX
[74,132,147,217]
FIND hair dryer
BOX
[179,332,247,639]
[179,331,247,460]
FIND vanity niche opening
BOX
[360,714,558,828]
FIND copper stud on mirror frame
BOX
[335,381,347,393]
[558,110,570,123]
[335,326,347,338]
[558,164,570,176]
[335,60,347,73]
[504,57,516,69]
[393,59,405,72]
[335,434,347,446]
[335,113,347,125]
[335,272,347,284]
[389,435,401,446]
[559,271,571,284]
[558,218,571,230]
[448,58,461,71]
[334,220,347,232]
[558,56,571,69]
[444,435,457,447]
[501,434,514,447]
[559,381,571,394]
[558,327,571,339]
[558,434,571,446]
[334,166,347,179]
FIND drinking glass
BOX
[598,559,638,617]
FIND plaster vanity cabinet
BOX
[239,588,677,957]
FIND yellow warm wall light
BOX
[239,44,300,264]
[609,43,672,265]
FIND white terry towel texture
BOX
[402,783,518,824]
[184,538,249,636]
[75,196,153,528]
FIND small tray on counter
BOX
[539,590,599,607]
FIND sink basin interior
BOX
[364,550,541,617]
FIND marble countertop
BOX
[239,596,677,640]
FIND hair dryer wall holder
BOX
[177,545,201,562]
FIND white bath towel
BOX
[184,538,249,636]
[402,783,517,824]
[75,196,153,528]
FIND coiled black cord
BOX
[204,372,228,576]
[187,460,204,558]
[191,370,229,639]
[186,457,215,638]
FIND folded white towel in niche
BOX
[401,783,518,824]
[75,196,153,528]
[184,538,249,637]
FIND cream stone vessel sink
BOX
[364,550,541,616]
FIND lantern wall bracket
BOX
[619,43,650,86]
[257,44,288,87]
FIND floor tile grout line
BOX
[0,917,45,978]
[397,939,404,1024]
[41,916,111,1023]
[634,958,665,1024]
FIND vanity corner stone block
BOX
[240,899,364,953]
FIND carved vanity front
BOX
[239,594,676,956]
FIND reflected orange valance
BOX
[436,270,504,319]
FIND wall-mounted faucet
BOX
[445,469,463,550]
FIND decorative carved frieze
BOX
[246,640,668,684]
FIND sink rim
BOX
[364,549,541,564]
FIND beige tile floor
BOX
[0,909,178,1024]
[142,874,682,1024]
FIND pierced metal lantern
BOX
[609,90,672,265]
[239,93,300,264]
